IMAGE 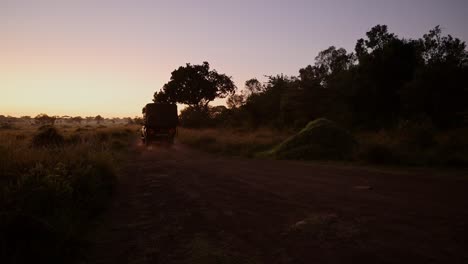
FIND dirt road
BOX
[89,142,468,264]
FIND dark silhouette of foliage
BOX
[226,93,246,109]
[154,62,236,111]
[32,126,65,147]
[95,115,104,124]
[34,114,57,126]
[244,78,265,95]
[166,25,467,131]
[133,117,143,125]
[72,116,83,125]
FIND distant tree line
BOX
[155,25,468,130]
[1,114,144,127]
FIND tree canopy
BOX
[154,62,236,110]
[176,25,468,130]
[34,114,57,126]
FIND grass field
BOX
[0,123,138,263]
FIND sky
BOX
[1,0,467,118]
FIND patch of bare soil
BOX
[88,142,468,264]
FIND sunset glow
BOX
[2,0,467,117]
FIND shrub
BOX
[268,118,356,160]
[179,107,212,128]
[32,126,65,148]
[358,143,400,164]
[0,156,117,263]
[0,123,14,130]
[434,129,468,167]
[397,119,436,149]
[0,125,132,263]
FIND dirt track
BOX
[89,142,468,264]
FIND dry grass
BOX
[355,127,468,166]
[0,123,138,263]
[178,125,468,167]
[178,127,292,157]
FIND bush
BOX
[268,118,356,160]
[397,119,436,149]
[358,143,400,164]
[179,107,212,128]
[32,126,65,148]
[356,125,468,167]
[0,126,133,263]
[0,123,14,130]
[0,156,117,263]
[434,129,468,167]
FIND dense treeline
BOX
[168,25,468,130]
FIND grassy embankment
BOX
[178,124,468,167]
[0,123,137,263]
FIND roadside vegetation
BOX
[178,127,291,157]
[0,122,137,263]
[179,120,468,167]
[160,24,468,167]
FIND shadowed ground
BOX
[88,142,468,264]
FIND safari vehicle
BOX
[141,103,178,145]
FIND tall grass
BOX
[356,127,468,167]
[178,127,291,157]
[178,125,468,167]
[0,125,136,263]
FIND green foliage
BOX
[268,118,356,160]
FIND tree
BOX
[34,114,56,126]
[226,93,246,109]
[314,46,355,78]
[243,74,295,127]
[20,116,32,124]
[72,116,83,125]
[125,117,134,125]
[154,62,236,110]
[133,117,143,124]
[351,25,422,128]
[245,78,264,95]
[363,24,396,52]
[400,26,468,128]
[226,78,264,109]
[421,25,468,66]
[95,115,104,124]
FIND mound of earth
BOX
[268,118,355,160]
